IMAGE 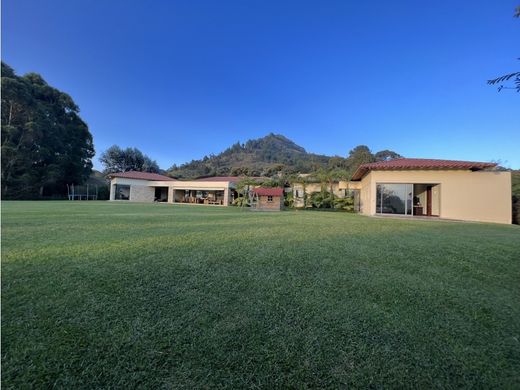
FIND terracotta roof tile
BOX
[252,187,284,196]
[108,171,176,181]
[194,176,265,183]
[351,158,496,180]
[194,176,243,182]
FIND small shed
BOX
[251,187,284,211]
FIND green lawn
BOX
[2,201,520,388]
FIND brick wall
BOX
[257,195,282,211]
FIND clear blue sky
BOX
[2,0,519,169]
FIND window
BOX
[267,195,273,202]
[115,184,130,200]
[376,183,412,215]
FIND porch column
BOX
[110,184,116,200]
[224,187,230,206]
[168,186,175,204]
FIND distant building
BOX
[107,172,239,205]
[251,187,284,211]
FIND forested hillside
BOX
[167,133,401,179]
[167,134,330,178]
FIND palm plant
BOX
[288,174,309,208]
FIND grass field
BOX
[2,201,520,388]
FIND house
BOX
[291,179,361,209]
[108,157,512,224]
[251,187,284,211]
[108,172,240,205]
[350,158,511,224]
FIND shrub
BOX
[284,192,294,208]
[334,196,355,212]
[232,196,249,207]
[97,185,110,200]
[309,191,333,209]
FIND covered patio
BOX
[173,189,227,205]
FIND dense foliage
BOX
[99,145,160,174]
[167,133,401,179]
[1,62,94,199]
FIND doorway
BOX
[154,187,168,202]
[412,184,439,217]
[426,186,432,216]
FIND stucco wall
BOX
[359,175,371,214]
[110,178,232,204]
[359,170,511,224]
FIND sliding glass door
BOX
[376,184,413,215]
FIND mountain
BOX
[167,133,332,178]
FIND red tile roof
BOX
[108,171,176,181]
[252,187,284,196]
[351,158,497,181]
[194,176,243,182]
[194,176,265,183]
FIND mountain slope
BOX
[167,133,331,178]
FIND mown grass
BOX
[2,201,520,388]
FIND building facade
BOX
[251,187,284,211]
[109,172,237,206]
[108,158,512,224]
[351,159,512,224]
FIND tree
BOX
[1,62,94,199]
[233,177,261,208]
[345,145,375,175]
[288,174,310,208]
[99,145,160,174]
[374,150,402,162]
[312,169,343,209]
[344,145,402,176]
[487,6,519,92]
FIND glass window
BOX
[267,195,273,202]
[376,184,413,215]
[115,184,130,200]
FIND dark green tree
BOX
[374,150,402,161]
[345,145,375,175]
[1,62,94,198]
[99,145,160,174]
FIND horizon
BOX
[2,0,519,170]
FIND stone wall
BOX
[129,185,155,202]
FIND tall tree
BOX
[374,150,402,161]
[345,145,375,175]
[99,145,160,174]
[1,62,94,198]
[487,6,519,92]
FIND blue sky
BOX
[2,0,519,169]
